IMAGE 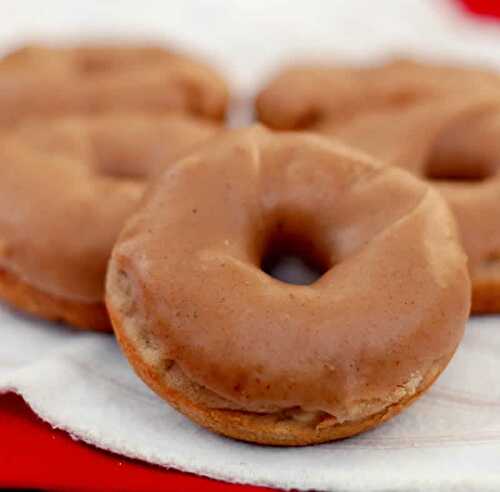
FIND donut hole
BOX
[482,250,500,268]
[90,140,158,180]
[260,216,331,285]
[77,49,164,75]
[426,112,500,183]
[77,52,130,75]
[80,58,113,74]
[424,157,493,183]
[96,159,150,180]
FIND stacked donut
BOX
[0,44,227,331]
[1,45,488,446]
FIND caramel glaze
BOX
[107,126,469,421]
[0,113,218,303]
[332,97,500,282]
[0,45,228,126]
[256,58,500,131]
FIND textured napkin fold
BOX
[1,305,500,491]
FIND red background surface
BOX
[459,0,500,19]
[0,393,270,492]
[1,1,498,490]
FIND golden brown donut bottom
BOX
[106,126,469,444]
[331,98,500,313]
[0,113,218,330]
[110,303,449,445]
[0,44,229,127]
[0,267,110,331]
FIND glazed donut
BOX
[256,58,500,131]
[331,97,500,313]
[0,113,218,331]
[0,44,228,127]
[106,126,470,445]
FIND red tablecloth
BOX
[459,0,500,19]
[0,394,271,492]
